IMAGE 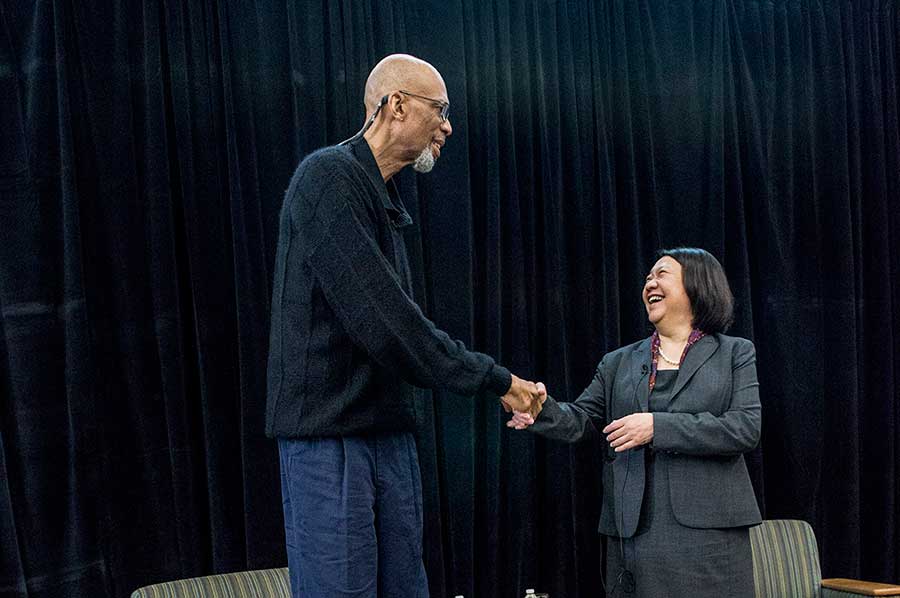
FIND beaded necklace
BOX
[648,328,707,392]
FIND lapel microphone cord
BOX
[339,95,389,146]
[601,363,648,596]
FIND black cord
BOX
[603,365,648,596]
[338,95,388,146]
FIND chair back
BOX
[751,519,822,598]
[131,567,290,598]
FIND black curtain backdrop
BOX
[1,1,898,597]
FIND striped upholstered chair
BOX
[750,519,900,598]
[131,566,290,598]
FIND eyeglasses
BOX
[399,90,450,122]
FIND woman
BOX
[510,247,761,598]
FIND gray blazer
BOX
[531,333,762,538]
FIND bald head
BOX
[359,54,452,181]
[364,54,445,113]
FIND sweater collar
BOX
[347,137,413,229]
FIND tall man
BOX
[266,54,541,598]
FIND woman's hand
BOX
[603,413,654,452]
[506,382,547,429]
[507,411,534,429]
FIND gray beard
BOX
[412,145,435,173]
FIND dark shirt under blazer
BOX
[266,138,512,438]
[531,333,762,537]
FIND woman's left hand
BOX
[603,413,654,452]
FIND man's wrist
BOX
[488,364,513,397]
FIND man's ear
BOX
[387,92,405,120]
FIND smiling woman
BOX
[508,247,761,598]
[646,248,735,335]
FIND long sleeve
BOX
[296,173,511,398]
[651,340,761,456]
[529,362,607,443]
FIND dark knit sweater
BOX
[265,137,512,438]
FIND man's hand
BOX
[500,375,544,419]
[602,413,654,452]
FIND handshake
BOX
[500,374,547,425]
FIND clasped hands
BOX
[499,374,546,419]
[505,385,654,452]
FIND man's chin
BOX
[412,147,436,173]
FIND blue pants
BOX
[278,433,429,598]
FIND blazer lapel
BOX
[631,338,652,413]
[670,335,719,402]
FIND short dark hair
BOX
[655,247,734,333]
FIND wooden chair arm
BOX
[822,578,900,596]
